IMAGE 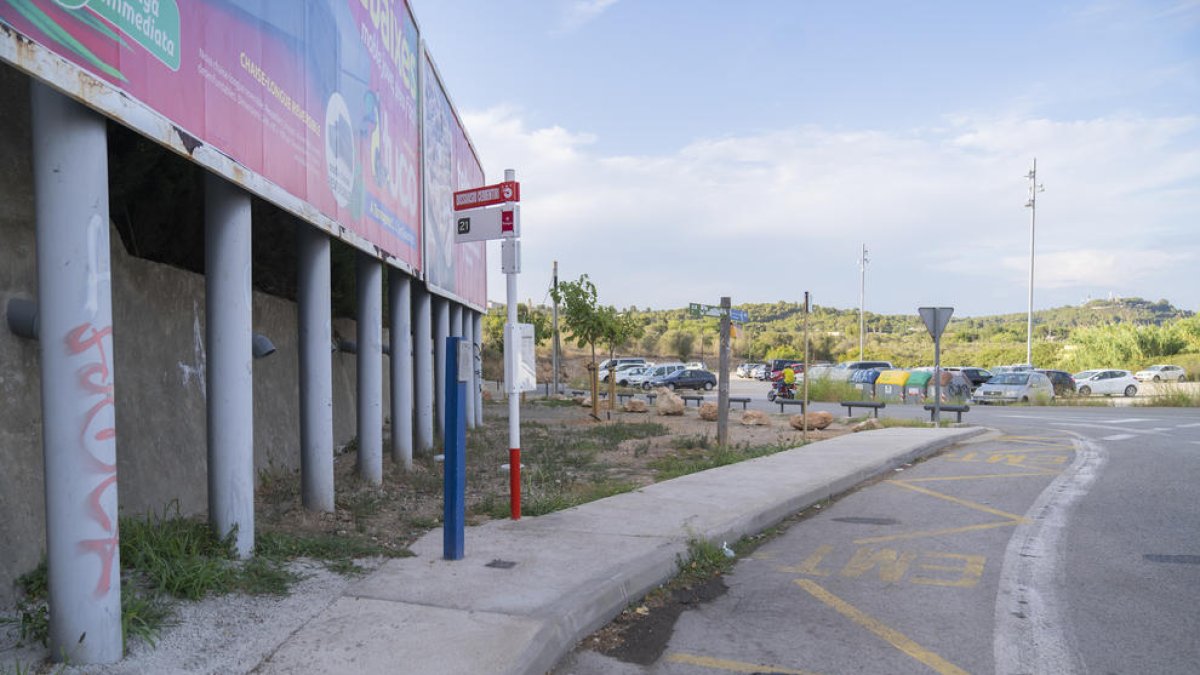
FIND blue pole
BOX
[443,336,466,559]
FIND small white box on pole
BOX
[504,323,537,393]
[501,238,521,274]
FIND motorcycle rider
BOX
[781,365,796,398]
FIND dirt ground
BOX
[255,389,850,558]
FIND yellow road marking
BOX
[795,579,969,675]
[887,480,1028,522]
[902,470,1057,482]
[853,519,1019,545]
[666,652,820,674]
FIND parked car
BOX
[750,364,769,380]
[991,364,1035,374]
[1134,364,1187,383]
[1036,369,1077,396]
[650,368,717,391]
[640,363,687,389]
[599,361,648,383]
[1075,370,1139,397]
[736,363,756,378]
[597,357,646,373]
[971,371,1055,404]
[614,365,653,386]
[685,361,707,371]
[826,360,894,382]
[944,366,993,389]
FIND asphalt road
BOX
[559,401,1200,674]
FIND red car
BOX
[769,363,804,382]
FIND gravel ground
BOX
[2,559,383,674]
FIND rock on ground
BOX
[852,418,884,432]
[624,400,648,413]
[790,411,833,430]
[656,389,685,416]
[740,410,770,426]
[698,402,719,421]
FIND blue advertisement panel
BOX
[422,48,486,308]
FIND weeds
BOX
[674,538,737,586]
[1135,385,1200,407]
[803,379,863,402]
[651,441,789,480]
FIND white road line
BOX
[1103,418,1154,424]
[994,439,1104,675]
[1177,422,1200,429]
[1101,433,1136,441]
[1049,422,1149,434]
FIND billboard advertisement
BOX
[0,0,430,275]
[421,48,486,309]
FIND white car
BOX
[1074,369,1139,397]
[599,362,648,384]
[1134,364,1187,383]
[971,371,1055,404]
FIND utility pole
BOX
[802,292,811,444]
[551,261,560,396]
[717,297,731,447]
[1025,159,1044,366]
[859,243,868,361]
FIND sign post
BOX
[918,307,954,425]
[443,336,466,560]
[717,297,731,447]
[453,170,524,520]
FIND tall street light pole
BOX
[1025,159,1045,366]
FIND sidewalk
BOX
[255,427,985,675]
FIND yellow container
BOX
[876,369,911,386]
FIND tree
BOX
[550,274,610,365]
[601,310,645,360]
[481,303,551,350]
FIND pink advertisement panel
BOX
[0,0,423,269]
[422,49,486,308]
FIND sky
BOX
[412,0,1200,317]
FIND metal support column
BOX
[473,311,484,424]
[205,172,255,558]
[297,224,333,511]
[434,295,450,436]
[389,272,414,470]
[463,309,476,428]
[31,81,123,664]
[356,253,383,484]
[414,285,434,452]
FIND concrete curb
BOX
[257,427,986,675]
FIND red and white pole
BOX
[502,168,521,519]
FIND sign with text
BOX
[454,205,520,243]
[688,303,724,319]
[453,181,520,211]
[730,309,749,323]
[422,48,486,308]
[0,0,427,270]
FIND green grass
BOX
[802,378,863,402]
[674,538,737,586]
[651,441,793,480]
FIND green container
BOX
[905,370,933,400]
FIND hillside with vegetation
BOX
[488,294,1200,380]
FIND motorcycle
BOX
[766,380,796,402]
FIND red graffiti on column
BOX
[66,323,119,598]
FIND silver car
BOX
[971,371,1055,404]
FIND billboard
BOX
[0,0,484,308]
[421,48,486,308]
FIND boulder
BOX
[852,418,884,432]
[698,401,719,421]
[656,389,685,416]
[790,411,833,430]
[740,410,770,426]
[624,399,648,413]
[579,396,592,407]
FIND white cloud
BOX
[999,249,1196,289]
[557,0,619,33]
[461,107,1200,314]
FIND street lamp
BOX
[1024,159,1045,366]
